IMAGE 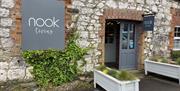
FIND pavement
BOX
[94,73,180,91]
[140,77,180,91]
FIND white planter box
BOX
[144,59,180,84]
[94,69,140,91]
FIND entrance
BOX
[105,20,138,69]
[119,22,136,69]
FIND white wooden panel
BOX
[94,70,140,91]
[145,60,180,85]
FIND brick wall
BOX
[169,8,180,50]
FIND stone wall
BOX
[72,0,180,71]
[0,0,33,83]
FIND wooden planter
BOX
[94,69,140,91]
[144,59,180,85]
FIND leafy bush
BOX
[149,56,163,62]
[22,28,89,86]
[161,58,168,63]
[116,71,137,81]
[96,65,137,81]
[102,68,109,74]
[171,51,180,60]
[149,56,169,63]
[175,58,180,65]
[107,69,117,78]
[96,65,106,71]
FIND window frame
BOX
[173,26,180,51]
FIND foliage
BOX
[171,51,180,60]
[149,56,164,62]
[116,71,137,81]
[107,69,117,78]
[22,28,89,87]
[102,69,109,74]
[96,65,137,81]
[161,58,168,63]
[175,58,180,65]
[75,81,93,90]
[149,56,169,63]
[96,65,106,71]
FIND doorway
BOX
[105,20,119,69]
[105,19,138,69]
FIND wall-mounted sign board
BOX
[22,0,65,50]
[143,15,155,31]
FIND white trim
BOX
[173,48,180,51]
[173,27,180,50]
[145,59,180,68]
[173,37,180,51]
[175,26,180,28]
[174,37,180,39]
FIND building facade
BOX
[0,0,180,83]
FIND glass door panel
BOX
[121,23,128,49]
[129,24,135,49]
[121,23,135,49]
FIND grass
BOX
[96,65,137,81]
[175,58,180,65]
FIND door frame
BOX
[99,9,145,70]
[104,19,120,68]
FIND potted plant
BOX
[94,65,140,91]
[144,51,180,85]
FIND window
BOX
[174,26,180,50]
[121,23,135,49]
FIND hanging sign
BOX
[22,0,65,50]
[143,15,155,31]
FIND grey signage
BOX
[22,0,65,50]
[143,15,155,31]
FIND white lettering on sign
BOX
[27,17,61,35]
[28,17,60,28]
[35,28,53,35]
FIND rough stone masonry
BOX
[0,0,33,83]
[0,0,180,83]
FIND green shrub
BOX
[175,58,180,65]
[116,71,137,81]
[96,65,137,81]
[107,69,117,78]
[161,58,168,63]
[96,65,106,71]
[149,56,169,63]
[171,51,180,60]
[22,28,89,87]
[102,68,110,74]
[149,56,164,62]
